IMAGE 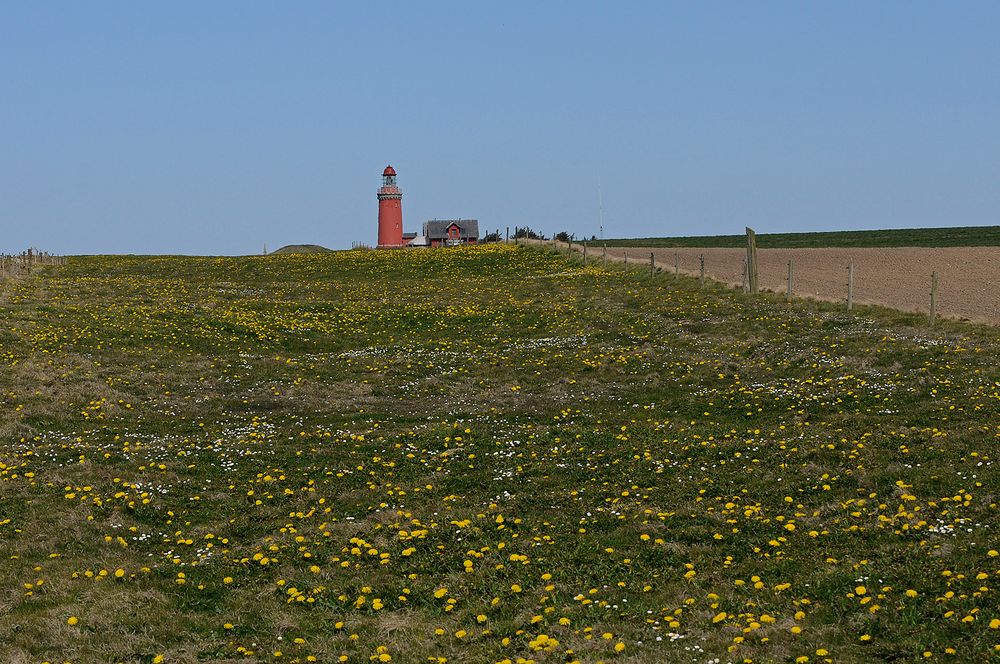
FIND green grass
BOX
[599,224,1000,248]
[1,245,999,663]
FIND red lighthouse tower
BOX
[377,165,403,248]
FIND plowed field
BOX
[605,246,1000,324]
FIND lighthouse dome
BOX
[383,165,396,176]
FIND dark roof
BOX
[422,219,479,240]
[402,232,417,239]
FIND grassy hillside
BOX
[600,225,1000,248]
[2,245,999,663]
[271,244,333,254]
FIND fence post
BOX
[786,260,793,302]
[930,271,938,326]
[745,227,759,294]
[847,262,854,311]
[623,249,628,270]
[650,252,655,278]
[741,258,748,293]
[699,254,705,288]
[674,252,679,279]
[603,244,607,268]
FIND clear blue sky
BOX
[2,2,998,254]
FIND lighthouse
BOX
[377,165,403,248]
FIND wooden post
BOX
[847,262,854,311]
[699,254,705,288]
[745,227,759,294]
[930,271,938,326]
[674,252,679,279]
[623,249,628,269]
[650,252,655,278]
[786,260,793,302]
[603,244,607,267]
[741,258,748,293]
[505,226,509,242]
[583,243,587,261]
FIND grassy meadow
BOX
[2,244,999,663]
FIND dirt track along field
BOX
[602,246,1000,324]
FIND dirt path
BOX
[528,240,1000,325]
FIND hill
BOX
[270,243,333,254]
[2,245,999,662]
[600,224,1000,248]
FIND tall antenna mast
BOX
[597,173,605,240]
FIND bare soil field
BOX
[602,246,1000,325]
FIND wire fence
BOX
[513,237,998,327]
[1,249,67,276]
